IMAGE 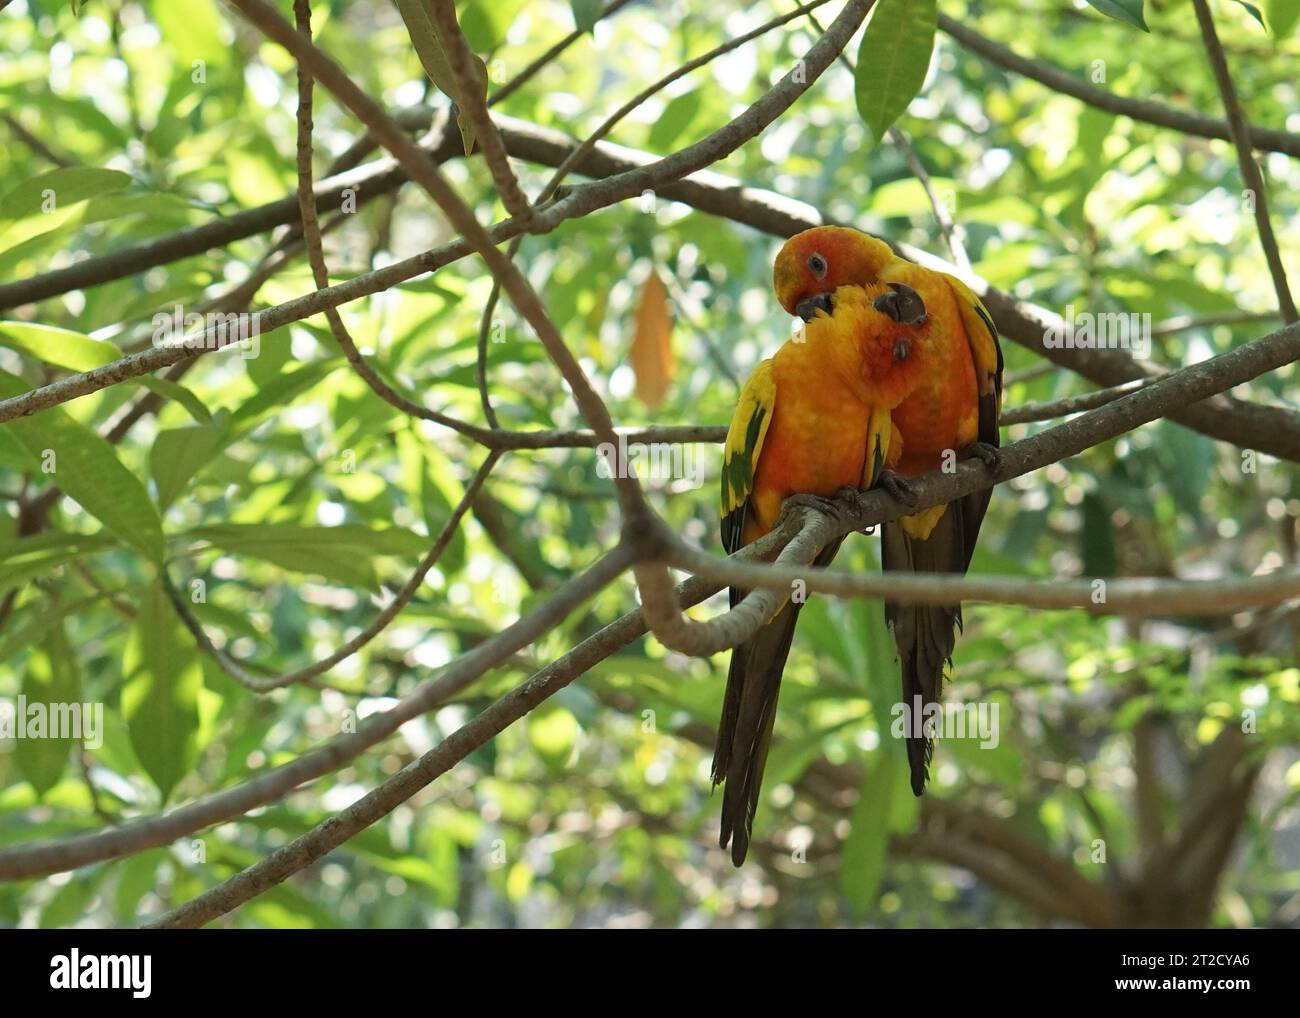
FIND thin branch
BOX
[1149,309,1279,337]
[938,13,1300,159]
[638,314,1300,654]
[475,0,837,433]
[426,0,533,222]
[291,4,492,442]
[167,449,499,693]
[3,112,73,168]
[888,126,970,272]
[1191,0,1297,324]
[0,543,636,882]
[487,0,636,107]
[77,749,118,827]
[1000,378,1149,425]
[6,111,1296,463]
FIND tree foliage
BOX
[0,0,1297,929]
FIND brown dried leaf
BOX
[630,271,674,409]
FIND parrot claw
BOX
[783,492,843,522]
[961,441,1001,470]
[832,486,878,534]
[877,470,920,508]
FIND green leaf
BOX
[114,849,166,918]
[853,0,937,140]
[840,751,897,916]
[394,0,488,154]
[459,0,525,49]
[1081,492,1117,578]
[0,321,118,371]
[121,585,202,801]
[187,522,429,588]
[1232,1,1267,27]
[147,0,229,67]
[150,422,226,509]
[40,868,108,928]
[15,621,82,797]
[0,369,165,563]
[571,0,602,33]
[0,167,134,252]
[647,90,703,151]
[1267,0,1300,36]
[227,358,341,434]
[1083,0,1149,30]
[0,534,117,596]
[132,375,212,424]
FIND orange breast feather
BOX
[883,269,980,476]
[743,347,872,544]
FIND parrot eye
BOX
[893,338,911,361]
[807,253,827,280]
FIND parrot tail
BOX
[712,540,844,865]
[712,598,800,867]
[881,506,966,796]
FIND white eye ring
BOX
[807,253,827,279]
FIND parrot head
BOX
[773,226,896,321]
[810,281,932,410]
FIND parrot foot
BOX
[877,470,920,508]
[831,486,878,535]
[783,492,844,522]
[961,441,1001,470]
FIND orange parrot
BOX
[714,279,934,865]
[772,225,1004,799]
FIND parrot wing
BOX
[714,358,783,865]
[720,358,777,574]
[877,265,1004,794]
[942,272,1004,570]
[713,361,894,864]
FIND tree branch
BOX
[0,542,635,882]
[938,13,1300,159]
[1190,0,1297,324]
[638,314,1300,653]
[426,0,532,222]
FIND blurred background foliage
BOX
[0,0,1298,928]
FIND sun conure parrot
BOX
[714,279,935,865]
[772,225,1004,799]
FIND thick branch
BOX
[4,110,1296,460]
[641,315,1300,653]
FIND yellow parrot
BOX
[714,279,934,865]
[772,225,1004,798]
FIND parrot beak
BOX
[872,282,927,325]
[794,291,835,322]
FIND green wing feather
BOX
[720,359,776,559]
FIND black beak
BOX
[872,282,927,325]
[794,292,835,322]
